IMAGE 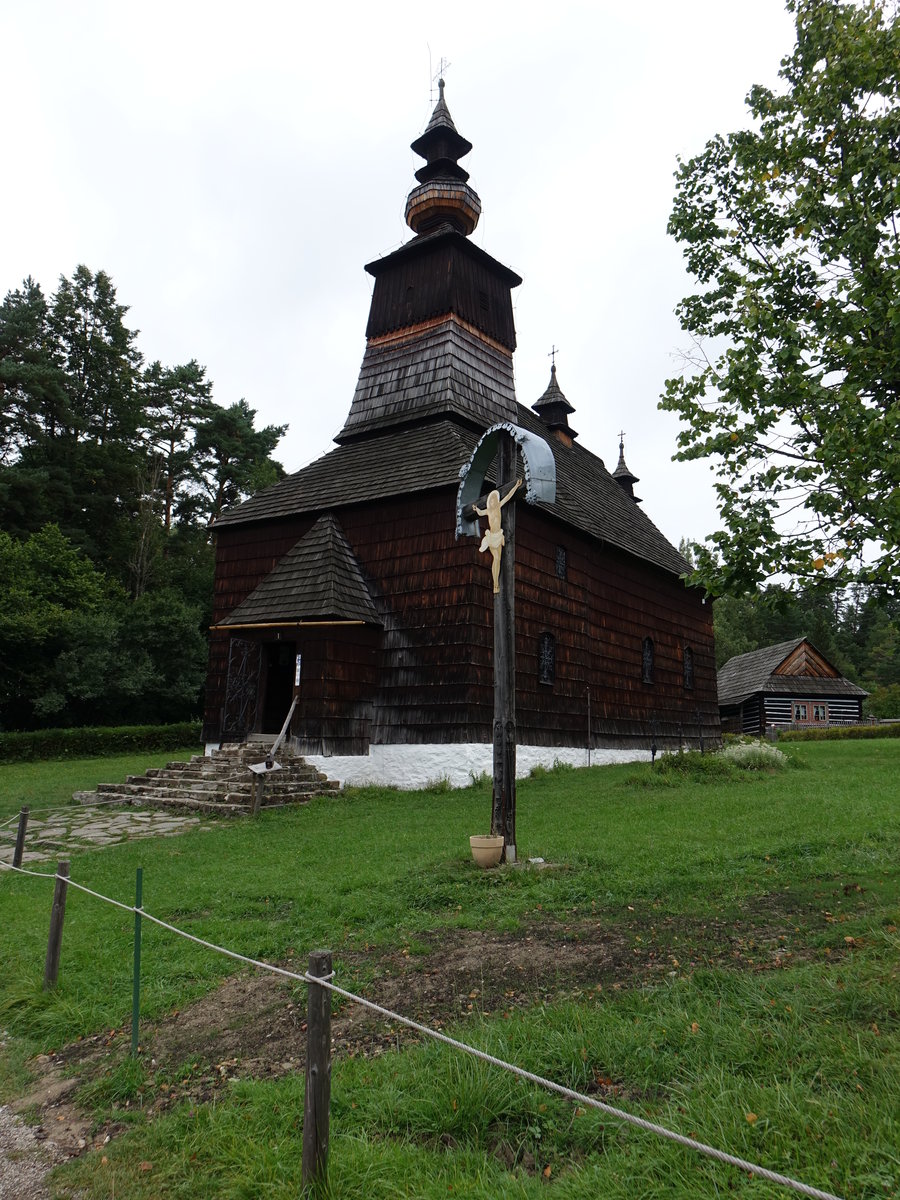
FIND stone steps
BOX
[73,743,339,815]
[133,767,327,785]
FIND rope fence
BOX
[0,857,847,1200]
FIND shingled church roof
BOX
[215,404,689,578]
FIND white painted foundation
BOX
[202,740,652,789]
[301,742,651,790]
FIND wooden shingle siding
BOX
[220,514,381,628]
[204,481,719,750]
[339,319,518,440]
[510,507,717,749]
[293,627,379,755]
[364,228,520,350]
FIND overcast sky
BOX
[3,0,797,549]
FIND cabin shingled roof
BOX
[215,408,690,578]
[219,513,381,627]
[717,638,868,707]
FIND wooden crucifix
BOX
[457,423,556,864]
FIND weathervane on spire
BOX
[431,58,451,102]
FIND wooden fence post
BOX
[43,860,69,990]
[13,806,29,869]
[302,949,332,1193]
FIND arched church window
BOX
[641,636,654,684]
[539,632,556,686]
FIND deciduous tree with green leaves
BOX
[662,0,900,595]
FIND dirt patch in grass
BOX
[9,893,858,1173]
[141,919,639,1092]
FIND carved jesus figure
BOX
[474,479,522,593]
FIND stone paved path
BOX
[0,805,213,864]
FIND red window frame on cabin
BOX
[792,701,829,723]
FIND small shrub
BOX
[423,774,453,793]
[467,770,491,788]
[529,759,576,780]
[721,739,788,770]
[651,750,739,783]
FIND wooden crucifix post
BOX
[457,422,556,866]
[491,432,518,860]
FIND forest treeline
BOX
[0,266,286,731]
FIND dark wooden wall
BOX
[292,627,379,756]
[366,241,517,351]
[512,504,718,749]
[204,485,719,753]
[203,516,314,744]
[340,492,486,745]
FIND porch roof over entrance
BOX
[216,513,382,630]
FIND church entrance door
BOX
[261,642,297,734]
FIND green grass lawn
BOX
[0,746,202,821]
[0,739,897,1198]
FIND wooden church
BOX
[201,83,720,786]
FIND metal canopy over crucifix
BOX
[457,422,556,863]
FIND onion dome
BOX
[405,79,482,237]
[532,363,578,440]
[612,434,641,502]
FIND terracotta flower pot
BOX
[469,834,504,868]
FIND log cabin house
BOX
[201,83,720,786]
[717,637,867,735]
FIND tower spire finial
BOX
[612,433,641,502]
[533,354,577,440]
[405,78,482,237]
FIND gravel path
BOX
[1,805,212,1195]
[0,1105,59,1200]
